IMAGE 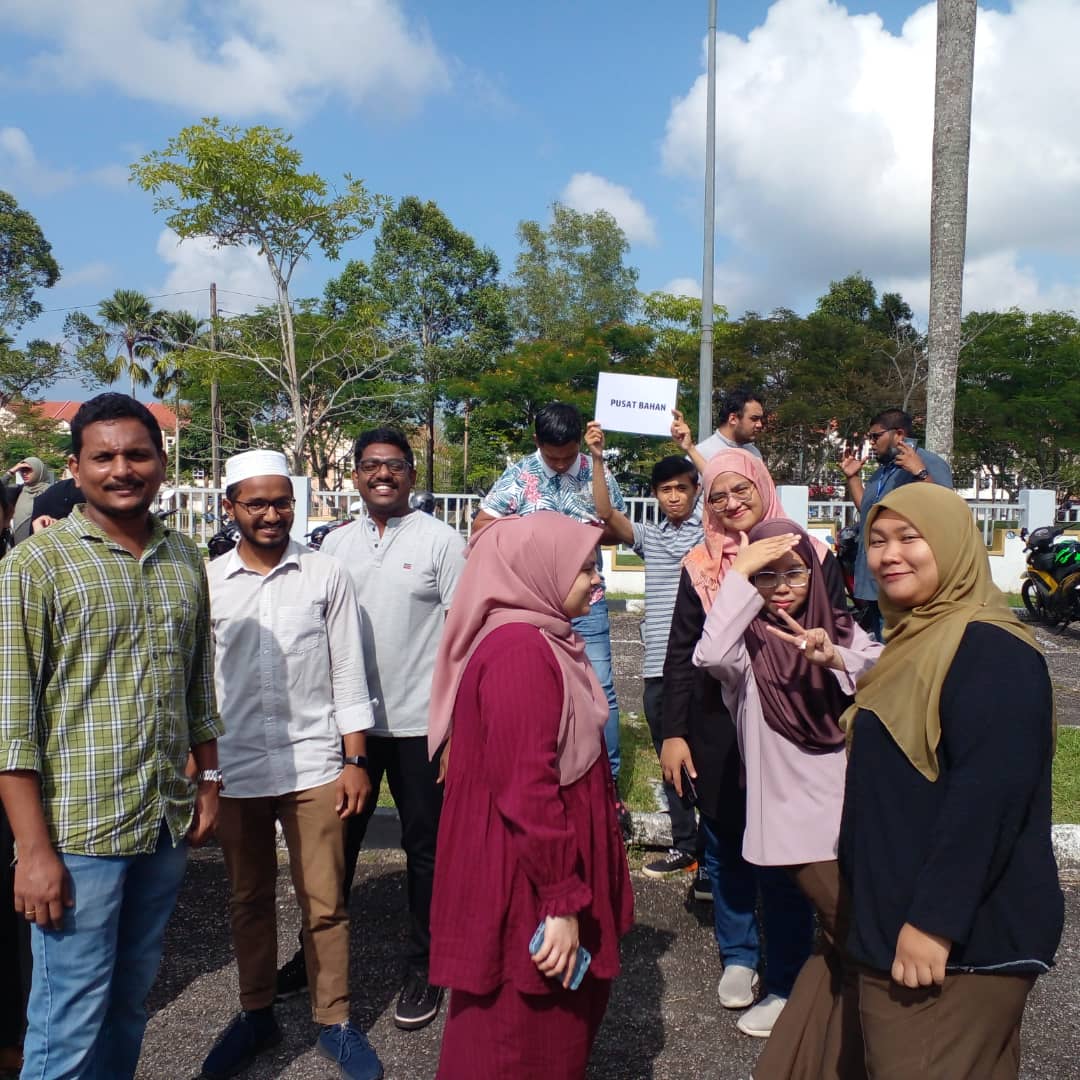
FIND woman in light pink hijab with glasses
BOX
[427,512,633,1080]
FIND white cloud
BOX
[660,0,1080,314]
[154,229,276,316]
[56,261,112,289]
[661,277,702,299]
[561,172,658,246]
[1,0,450,118]
[0,126,74,194]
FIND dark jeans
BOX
[572,597,620,783]
[344,734,443,974]
[699,813,814,999]
[642,677,699,857]
[0,803,31,1047]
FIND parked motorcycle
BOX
[1021,525,1080,626]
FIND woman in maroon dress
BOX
[428,511,633,1079]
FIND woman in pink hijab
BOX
[427,512,633,1080]
[660,450,847,1040]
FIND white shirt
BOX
[696,430,763,461]
[208,540,375,797]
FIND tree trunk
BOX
[425,400,436,490]
[925,0,977,463]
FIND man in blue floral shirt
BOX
[472,403,629,832]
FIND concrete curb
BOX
[629,813,1080,877]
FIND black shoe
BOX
[393,970,444,1031]
[692,865,713,902]
[275,949,308,1001]
[643,848,699,879]
[201,1008,281,1080]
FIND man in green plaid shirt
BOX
[0,394,222,1080]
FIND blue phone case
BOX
[529,919,591,990]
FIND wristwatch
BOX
[196,768,225,789]
[913,468,930,481]
[343,755,368,769]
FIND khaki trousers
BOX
[858,968,1035,1080]
[217,780,349,1024]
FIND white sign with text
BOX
[595,372,679,436]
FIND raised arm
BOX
[585,421,634,546]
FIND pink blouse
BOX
[693,572,882,866]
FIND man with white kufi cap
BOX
[201,449,384,1080]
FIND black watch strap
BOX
[343,755,368,768]
[914,468,929,480]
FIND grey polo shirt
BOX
[696,431,763,461]
[321,510,465,738]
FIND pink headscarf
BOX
[683,449,787,611]
[427,512,608,786]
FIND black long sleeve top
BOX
[838,622,1064,975]
[660,552,847,831]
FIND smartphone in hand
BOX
[529,920,591,990]
[679,765,699,809]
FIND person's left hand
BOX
[893,440,926,476]
[335,764,372,819]
[585,421,606,462]
[765,608,842,670]
[532,914,581,988]
[892,922,951,987]
[31,515,56,534]
[670,409,694,452]
[187,782,219,846]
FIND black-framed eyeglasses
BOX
[750,567,812,591]
[865,429,889,441]
[707,483,755,507]
[357,457,410,475]
[231,497,296,515]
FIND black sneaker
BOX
[692,865,713,902]
[643,849,698,879]
[274,949,308,1001]
[614,800,633,843]
[393,970,444,1031]
[201,1008,281,1080]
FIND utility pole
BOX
[698,0,718,442]
[209,282,221,497]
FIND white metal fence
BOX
[157,486,1047,547]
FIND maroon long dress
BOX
[430,623,633,1079]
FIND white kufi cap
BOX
[224,449,291,487]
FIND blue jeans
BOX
[572,596,620,783]
[22,822,189,1080]
[699,814,813,999]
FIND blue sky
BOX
[2,0,1076,398]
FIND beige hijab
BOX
[841,484,1044,781]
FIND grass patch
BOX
[1053,726,1080,824]
[618,714,663,813]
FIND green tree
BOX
[0,190,60,332]
[0,333,70,410]
[63,289,163,398]
[328,197,510,485]
[955,309,1080,496]
[511,203,639,344]
[130,118,388,471]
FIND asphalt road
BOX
[141,848,1078,1080]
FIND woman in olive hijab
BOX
[837,484,1063,1079]
[8,457,52,544]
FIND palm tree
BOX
[925,0,977,463]
[93,289,162,398]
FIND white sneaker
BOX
[717,964,759,1009]
[736,993,787,1037]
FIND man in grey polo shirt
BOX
[278,427,465,1033]
[695,388,765,462]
